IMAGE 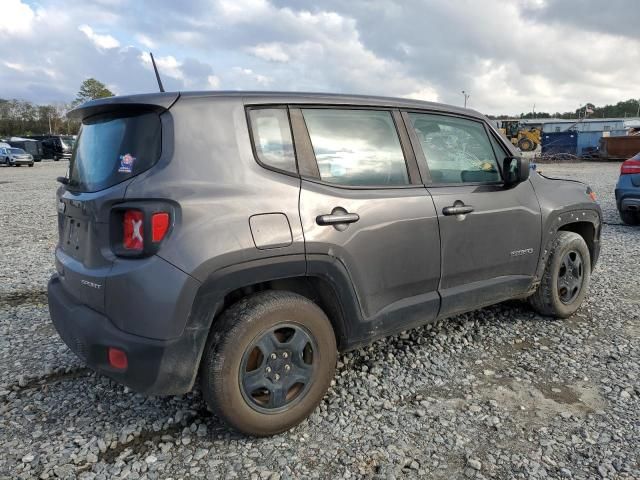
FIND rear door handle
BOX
[316,212,360,226]
[442,205,474,216]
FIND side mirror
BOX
[502,156,530,187]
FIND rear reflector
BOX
[621,158,640,175]
[108,347,128,370]
[123,210,144,250]
[152,212,170,242]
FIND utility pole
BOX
[461,90,470,108]
[532,103,536,119]
[636,99,639,117]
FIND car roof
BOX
[71,91,486,121]
[184,90,483,117]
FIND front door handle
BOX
[442,205,474,216]
[316,212,360,226]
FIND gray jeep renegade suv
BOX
[48,91,601,436]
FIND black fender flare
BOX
[186,253,363,347]
[534,208,601,282]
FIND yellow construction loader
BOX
[498,120,541,152]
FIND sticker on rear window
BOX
[118,153,136,173]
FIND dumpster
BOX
[599,136,640,160]
[542,131,577,156]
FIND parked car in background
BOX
[8,137,44,161]
[615,152,640,225]
[28,135,74,160]
[1,147,34,167]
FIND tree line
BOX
[490,99,640,120]
[0,78,113,138]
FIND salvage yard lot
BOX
[0,162,638,479]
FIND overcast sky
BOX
[1,0,638,115]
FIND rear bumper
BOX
[615,176,640,211]
[620,197,640,212]
[48,274,207,394]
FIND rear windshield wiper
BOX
[56,177,79,187]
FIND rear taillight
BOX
[151,212,170,242]
[123,210,144,251]
[621,158,640,175]
[118,208,171,256]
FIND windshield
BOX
[9,148,26,154]
[60,137,75,149]
[68,111,162,192]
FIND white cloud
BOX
[208,75,221,89]
[0,0,638,116]
[78,24,120,49]
[404,87,440,103]
[232,67,272,86]
[4,62,26,72]
[247,43,290,63]
[0,0,36,36]
[135,33,156,49]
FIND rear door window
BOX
[302,108,409,187]
[69,111,162,192]
[248,108,297,173]
[407,113,501,184]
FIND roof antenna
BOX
[149,52,165,92]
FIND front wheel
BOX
[201,291,337,436]
[528,231,591,318]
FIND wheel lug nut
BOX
[285,365,290,371]
[274,373,280,381]
[265,366,271,373]
[282,352,289,359]
[270,353,277,360]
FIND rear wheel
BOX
[201,291,337,436]
[528,231,591,318]
[619,209,640,225]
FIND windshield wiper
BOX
[56,177,79,187]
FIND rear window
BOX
[248,108,297,173]
[302,109,409,187]
[68,111,161,192]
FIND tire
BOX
[518,138,535,152]
[528,231,591,318]
[619,209,640,226]
[201,291,337,436]
[28,163,34,167]
[53,155,59,161]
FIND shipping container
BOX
[599,136,640,160]
[542,131,577,155]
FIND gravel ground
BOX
[0,161,638,479]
